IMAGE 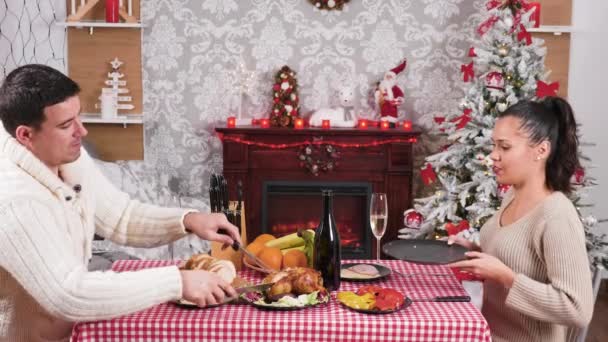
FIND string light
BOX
[219,135,418,149]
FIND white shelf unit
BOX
[80,113,143,128]
[56,21,144,34]
[528,25,573,35]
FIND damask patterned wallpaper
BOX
[94,0,489,259]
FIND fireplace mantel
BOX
[216,125,421,258]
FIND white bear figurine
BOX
[309,85,357,128]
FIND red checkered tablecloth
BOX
[71,259,491,342]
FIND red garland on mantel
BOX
[218,135,417,149]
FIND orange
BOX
[244,241,264,265]
[282,250,308,268]
[254,234,276,245]
[257,247,283,271]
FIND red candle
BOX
[402,120,412,131]
[260,119,270,128]
[105,0,119,23]
[380,121,390,130]
[358,119,368,129]
[227,116,236,128]
[295,118,304,129]
[322,120,330,129]
[527,2,541,28]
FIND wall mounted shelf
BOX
[56,21,144,35]
[80,113,143,128]
[529,25,573,35]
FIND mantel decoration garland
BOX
[309,0,350,11]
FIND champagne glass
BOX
[370,193,388,260]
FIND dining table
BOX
[71,259,491,342]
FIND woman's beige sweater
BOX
[480,190,594,342]
[0,128,194,342]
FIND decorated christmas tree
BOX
[270,65,300,128]
[407,1,608,267]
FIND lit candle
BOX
[322,120,330,129]
[358,119,368,129]
[227,116,236,128]
[402,120,412,131]
[260,119,270,128]
[128,0,133,16]
[295,118,304,129]
[71,0,76,15]
[381,121,390,129]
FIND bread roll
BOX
[183,254,237,283]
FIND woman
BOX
[449,97,594,342]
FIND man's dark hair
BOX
[0,64,80,137]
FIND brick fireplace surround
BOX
[216,126,421,259]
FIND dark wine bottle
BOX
[313,190,341,291]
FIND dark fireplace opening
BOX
[262,181,372,259]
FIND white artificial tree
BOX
[409,1,607,267]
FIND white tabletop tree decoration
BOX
[99,57,134,119]
[233,59,256,125]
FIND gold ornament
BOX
[498,45,509,57]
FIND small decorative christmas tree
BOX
[270,65,300,128]
[407,1,608,267]
[102,57,133,116]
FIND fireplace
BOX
[216,126,420,259]
[262,181,372,259]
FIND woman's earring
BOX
[535,156,541,161]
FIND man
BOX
[0,64,240,341]
[374,58,407,123]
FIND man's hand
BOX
[183,212,242,247]
[448,251,515,288]
[180,270,238,307]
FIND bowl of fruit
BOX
[243,229,315,273]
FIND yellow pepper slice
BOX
[337,291,376,310]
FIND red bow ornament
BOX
[536,81,560,98]
[461,62,475,82]
[517,24,532,45]
[445,220,470,236]
[453,109,473,130]
[421,163,438,185]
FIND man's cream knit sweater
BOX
[480,190,594,342]
[0,128,194,341]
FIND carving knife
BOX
[411,295,471,302]
[231,241,274,272]
[209,174,219,213]
[235,180,243,231]
[220,175,235,224]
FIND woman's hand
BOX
[446,235,481,251]
[448,251,515,288]
[183,212,242,248]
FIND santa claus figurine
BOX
[375,58,407,124]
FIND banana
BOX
[297,229,315,267]
[264,232,305,249]
[280,245,306,255]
